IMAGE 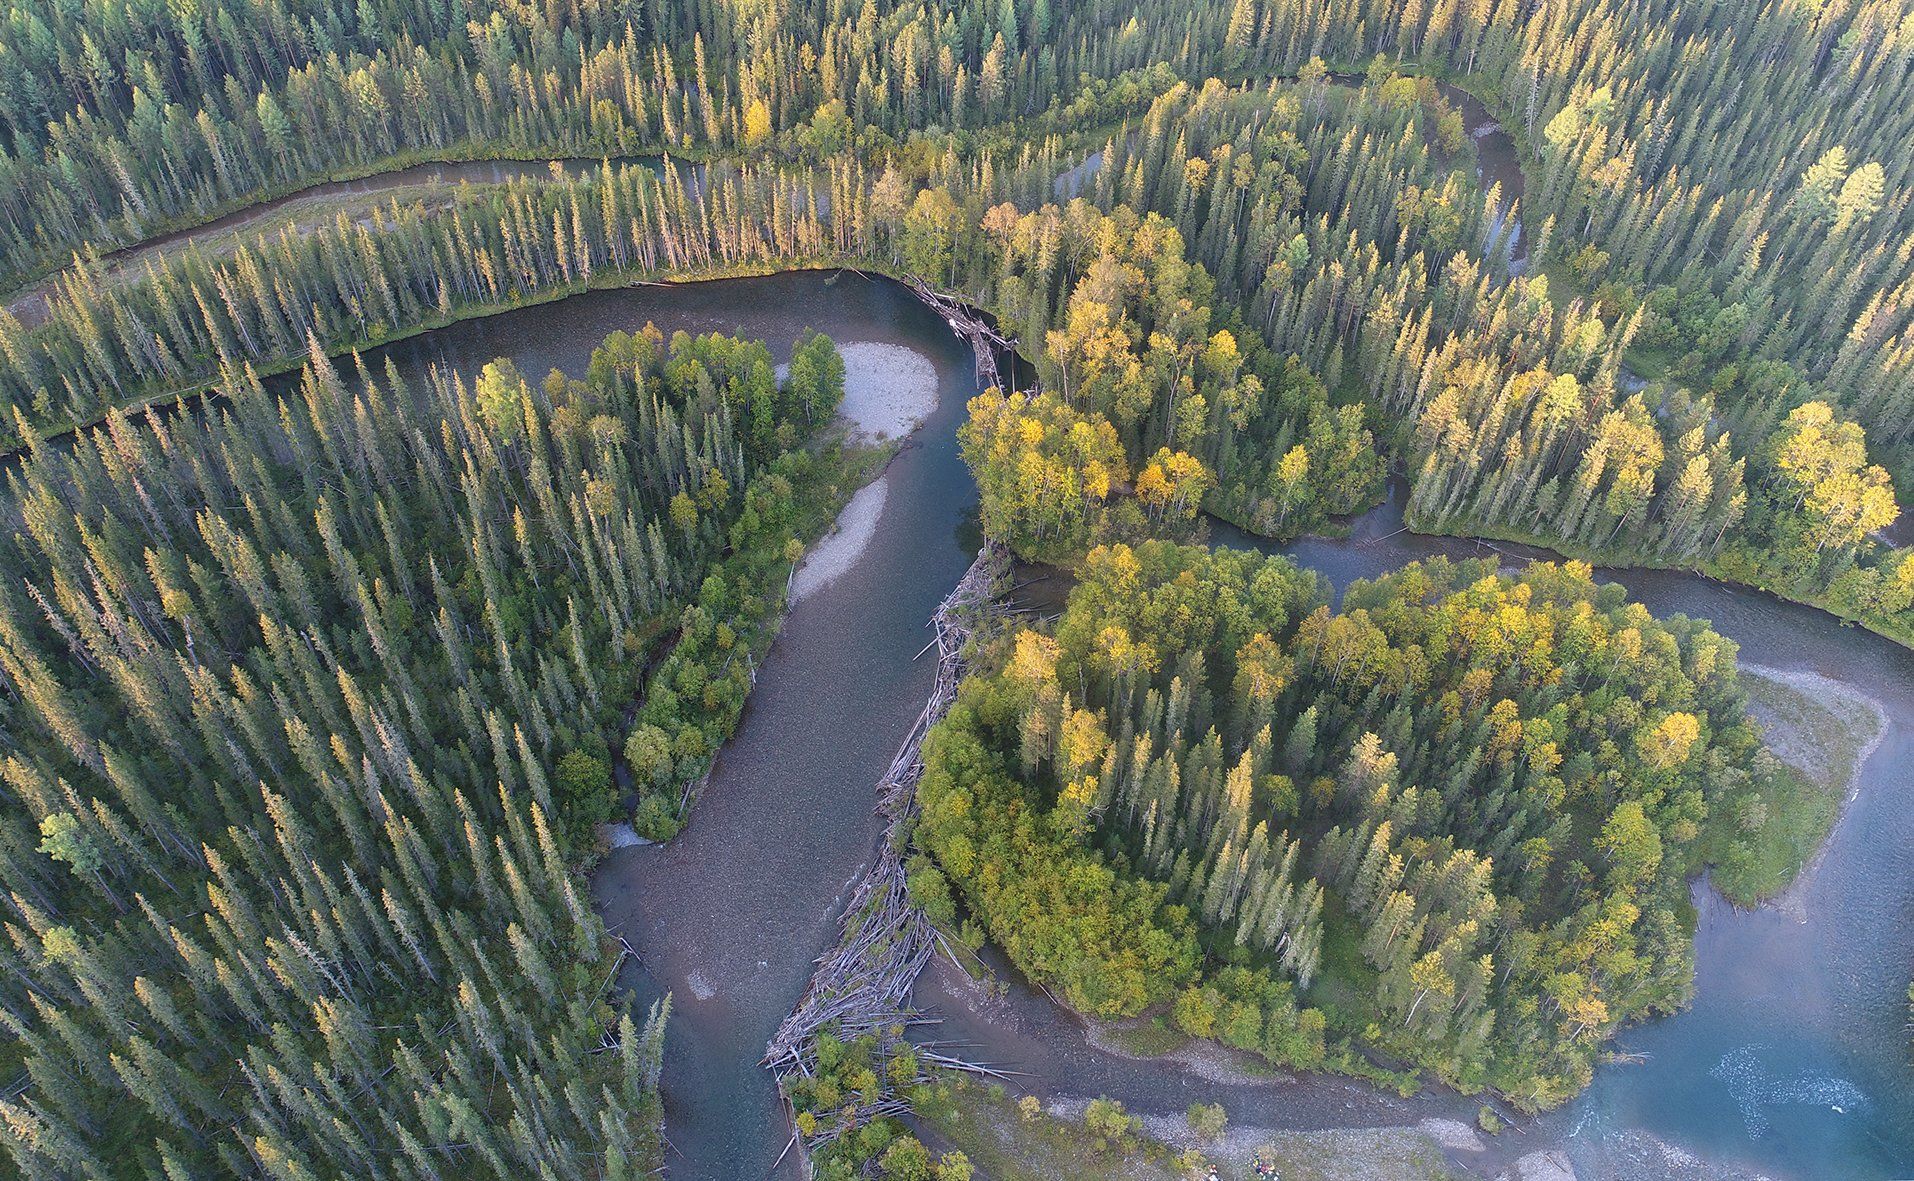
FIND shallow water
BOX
[1219,497,1914,1180]
[258,274,1910,1179]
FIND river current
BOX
[284,270,1908,1180]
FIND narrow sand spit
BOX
[1737,662,1888,919]
[789,478,887,604]
[1739,663,1886,802]
[780,340,937,603]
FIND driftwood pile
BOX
[763,545,1009,1154]
[902,275,1020,393]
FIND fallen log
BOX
[764,544,1009,1162]
[899,274,1025,394]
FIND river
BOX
[131,271,1914,1178]
[1104,501,1914,1180]
[2,156,667,328]
[324,271,986,1178]
[910,479,1914,1180]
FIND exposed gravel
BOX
[1739,663,1885,800]
[1420,1118,1488,1153]
[789,477,887,604]
[1738,662,1887,918]
[1500,1150,1577,1181]
[777,339,939,441]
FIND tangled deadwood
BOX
[901,274,1020,394]
[764,545,1009,1155]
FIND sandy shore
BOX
[790,477,888,604]
[838,341,937,438]
[599,821,648,848]
[780,340,937,603]
[780,340,938,441]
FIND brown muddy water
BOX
[78,270,1908,1178]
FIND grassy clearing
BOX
[911,1075,1465,1181]
[1707,666,1883,903]
[1306,893,1381,1031]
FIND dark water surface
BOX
[282,274,1908,1179]
[1435,81,1526,268]
[346,271,984,1177]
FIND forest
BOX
[0,322,851,1177]
[916,542,1774,1107]
[4,0,1914,1173]
[7,51,1913,645]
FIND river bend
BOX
[161,271,1914,1179]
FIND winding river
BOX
[290,269,1912,1180]
[3,70,1896,1172]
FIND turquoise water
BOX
[328,274,1911,1179]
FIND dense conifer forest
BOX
[0,323,852,1177]
[3,0,1914,1174]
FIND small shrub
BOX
[632,792,682,840]
[1083,1096,1137,1147]
[1187,1101,1227,1141]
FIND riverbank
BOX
[912,1073,1470,1180]
[785,340,941,603]
[1734,664,1888,916]
[0,259,857,462]
[1390,506,1914,687]
[101,267,1890,1177]
[580,273,986,1179]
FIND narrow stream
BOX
[3,156,665,327]
[1435,82,1526,268]
[166,271,1911,1178]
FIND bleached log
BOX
[764,546,1009,1153]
